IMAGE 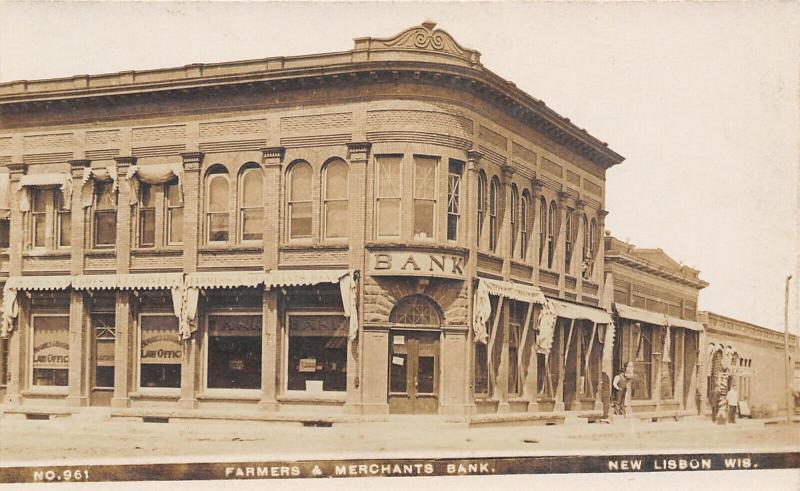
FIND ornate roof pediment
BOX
[354,21,481,65]
[631,248,684,273]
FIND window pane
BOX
[208,213,229,242]
[166,182,181,206]
[447,214,458,241]
[241,169,263,207]
[140,209,155,246]
[417,356,435,394]
[413,200,434,238]
[0,219,9,248]
[325,161,348,200]
[241,208,263,241]
[414,156,437,200]
[33,214,45,247]
[377,200,400,237]
[325,201,347,239]
[168,208,183,244]
[290,163,312,201]
[95,182,115,209]
[32,316,70,387]
[290,202,312,239]
[377,156,401,197]
[140,183,154,208]
[59,213,71,247]
[207,315,261,389]
[287,315,348,392]
[95,211,116,246]
[209,175,229,212]
[474,343,488,395]
[140,315,181,389]
[32,190,46,213]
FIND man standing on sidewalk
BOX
[727,383,739,424]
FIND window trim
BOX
[164,179,184,246]
[477,171,488,248]
[202,310,263,394]
[205,171,231,245]
[282,310,348,398]
[547,200,558,269]
[322,158,349,242]
[520,190,531,261]
[446,160,463,243]
[488,177,500,252]
[412,154,438,241]
[375,154,403,240]
[28,312,70,393]
[287,161,314,242]
[510,184,519,257]
[238,165,264,244]
[92,181,117,249]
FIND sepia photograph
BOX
[0,1,798,489]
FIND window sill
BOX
[278,392,346,404]
[21,388,68,397]
[199,245,263,254]
[85,248,115,256]
[23,250,71,258]
[197,390,261,401]
[92,387,114,392]
[279,242,349,251]
[132,247,184,256]
[130,389,181,400]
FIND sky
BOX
[1,1,798,333]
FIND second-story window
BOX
[564,208,574,273]
[56,191,70,248]
[510,184,519,256]
[477,171,487,247]
[288,161,312,240]
[539,196,547,263]
[165,180,183,245]
[323,159,349,240]
[488,177,500,252]
[413,156,437,240]
[93,182,116,248]
[139,183,156,248]
[28,188,69,250]
[0,219,9,249]
[206,167,230,243]
[547,200,557,269]
[588,217,598,274]
[239,166,263,242]
[376,155,402,238]
[31,189,46,248]
[447,160,463,242]
[520,190,531,260]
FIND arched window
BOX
[239,165,263,242]
[477,171,487,246]
[547,200,557,269]
[581,214,590,278]
[588,217,598,274]
[520,190,531,260]
[489,177,500,252]
[288,161,313,240]
[323,159,349,240]
[510,184,519,257]
[206,166,230,243]
[539,196,547,263]
[564,208,575,272]
[389,295,442,327]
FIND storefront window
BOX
[323,159,349,240]
[376,155,402,238]
[207,315,261,389]
[660,327,678,400]
[31,315,70,387]
[286,315,347,393]
[413,156,437,239]
[93,181,116,247]
[630,323,652,400]
[93,313,115,389]
[446,160,462,241]
[139,315,181,389]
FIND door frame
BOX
[387,327,441,414]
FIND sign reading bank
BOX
[368,250,465,280]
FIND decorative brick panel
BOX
[510,262,533,280]
[198,140,267,153]
[541,157,562,178]
[22,152,73,165]
[86,129,120,146]
[583,178,602,196]
[366,110,473,136]
[198,249,264,269]
[85,149,120,160]
[23,133,73,152]
[280,134,351,148]
[566,170,580,186]
[366,131,470,150]
[0,137,12,154]
[477,145,506,166]
[0,156,10,166]
[132,125,186,142]
[131,144,186,158]
[22,255,70,273]
[479,125,507,150]
[131,250,183,270]
[512,141,537,166]
[199,119,267,138]
[280,113,352,133]
[477,253,502,274]
[279,249,348,266]
[539,269,559,287]
[84,255,116,271]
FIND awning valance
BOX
[478,278,547,305]
[615,303,668,327]
[72,273,183,290]
[264,269,348,289]
[549,299,613,324]
[665,315,704,332]
[6,275,72,291]
[126,164,183,206]
[186,271,265,289]
[18,173,73,212]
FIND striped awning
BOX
[72,273,183,290]
[615,303,668,326]
[186,271,265,289]
[264,269,348,289]
[5,275,72,291]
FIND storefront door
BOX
[388,331,439,414]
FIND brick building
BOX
[0,23,625,418]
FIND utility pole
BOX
[785,275,793,424]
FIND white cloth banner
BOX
[472,278,548,345]
[535,299,558,354]
[81,163,118,208]
[339,272,359,340]
[126,164,184,205]
[549,299,613,324]
[1,285,18,338]
[472,280,492,344]
[18,173,73,212]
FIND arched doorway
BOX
[388,295,442,414]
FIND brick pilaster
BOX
[261,147,285,270]
[3,163,25,405]
[465,149,482,410]
[180,152,203,273]
[68,160,90,276]
[113,157,135,274]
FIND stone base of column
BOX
[66,395,88,407]
[527,401,540,413]
[353,402,389,415]
[4,394,21,405]
[177,397,198,409]
[594,400,603,412]
[496,401,511,413]
[110,396,130,408]
[554,401,565,412]
[439,403,471,416]
[258,400,279,412]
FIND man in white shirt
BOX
[726,383,739,424]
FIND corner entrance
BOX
[389,331,439,414]
[386,295,442,414]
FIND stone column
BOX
[259,147,284,411]
[3,163,25,405]
[66,290,88,407]
[465,149,482,412]
[345,142,370,413]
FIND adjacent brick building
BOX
[0,23,625,418]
